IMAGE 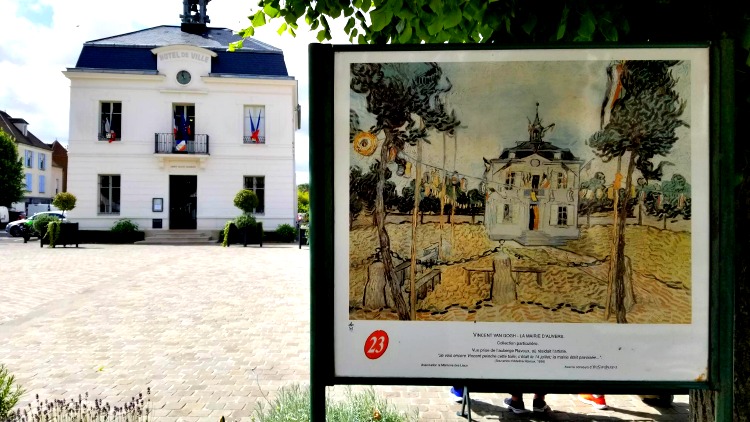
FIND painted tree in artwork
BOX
[351,62,460,320]
[588,60,688,323]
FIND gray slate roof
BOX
[0,110,52,151]
[85,25,280,52]
[73,26,290,77]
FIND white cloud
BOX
[0,0,348,183]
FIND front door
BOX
[528,204,539,231]
[170,175,197,229]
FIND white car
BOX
[4,211,66,237]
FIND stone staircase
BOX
[517,230,567,246]
[136,230,219,245]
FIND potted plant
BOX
[223,189,263,247]
[51,192,78,247]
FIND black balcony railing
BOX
[242,135,266,144]
[154,133,209,154]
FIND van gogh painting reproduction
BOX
[347,56,702,324]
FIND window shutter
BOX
[550,204,558,225]
[25,173,32,191]
[567,206,575,226]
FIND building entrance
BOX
[170,175,197,229]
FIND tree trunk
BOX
[638,199,643,225]
[375,132,410,320]
[492,253,516,305]
[689,390,715,422]
[608,153,636,323]
[363,261,387,308]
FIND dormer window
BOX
[554,152,562,160]
[11,118,28,136]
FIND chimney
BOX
[180,0,211,35]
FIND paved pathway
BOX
[0,237,689,421]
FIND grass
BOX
[250,384,418,422]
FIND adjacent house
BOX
[484,105,582,245]
[49,140,69,195]
[64,0,298,232]
[0,110,55,213]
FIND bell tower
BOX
[180,0,211,34]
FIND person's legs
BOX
[578,394,608,409]
[504,393,530,414]
[532,393,550,412]
[449,386,464,403]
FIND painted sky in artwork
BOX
[350,60,693,191]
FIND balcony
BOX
[242,135,266,144]
[154,133,210,155]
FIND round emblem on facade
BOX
[176,70,192,85]
[530,158,541,167]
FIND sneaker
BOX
[532,398,550,412]
[450,387,463,403]
[578,394,608,410]
[504,397,531,414]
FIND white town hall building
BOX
[64,1,298,232]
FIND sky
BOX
[0,0,347,185]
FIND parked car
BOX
[5,211,66,237]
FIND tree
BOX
[351,62,459,320]
[234,189,259,214]
[52,192,77,212]
[298,185,309,214]
[588,60,687,324]
[0,129,24,208]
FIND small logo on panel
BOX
[364,330,389,360]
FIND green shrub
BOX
[233,189,258,214]
[233,213,257,229]
[51,192,77,212]
[46,220,62,247]
[221,221,233,247]
[249,384,417,422]
[110,219,139,233]
[275,223,296,242]
[0,364,24,419]
[31,214,60,235]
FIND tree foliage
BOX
[234,189,259,214]
[298,185,309,214]
[52,192,77,212]
[237,1,747,58]
[0,129,24,208]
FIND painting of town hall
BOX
[348,59,696,324]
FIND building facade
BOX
[0,111,55,213]
[64,3,298,232]
[484,105,582,245]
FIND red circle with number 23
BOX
[364,330,389,360]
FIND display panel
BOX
[327,46,710,382]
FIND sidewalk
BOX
[0,241,689,421]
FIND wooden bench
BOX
[404,268,442,300]
[463,266,494,286]
[512,266,545,286]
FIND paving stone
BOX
[0,242,690,421]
